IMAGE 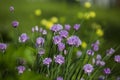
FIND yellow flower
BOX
[46,21,54,29]
[84,2,91,8]
[84,13,90,20]
[91,23,101,29]
[34,9,42,16]
[41,19,48,25]
[89,11,96,18]
[50,17,58,23]
[81,41,87,49]
[96,28,104,37]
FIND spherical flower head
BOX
[9,6,14,12]
[17,66,25,74]
[96,60,105,66]
[0,43,7,52]
[106,48,115,56]
[56,76,63,80]
[89,11,96,18]
[51,24,63,32]
[76,50,82,58]
[51,17,58,23]
[67,35,82,47]
[42,30,47,35]
[73,24,80,31]
[54,55,65,65]
[96,28,104,37]
[87,50,94,56]
[34,9,42,16]
[65,24,71,31]
[19,33,29,43]
[59,30,68,38]
[91,40,99,51]
[39,28,43,33]
[114,55,120,63]
[43,58,52,67]
[53,35,62,45]
[58,42,65,51]
[96,54,102,60]
[83,64,94,74]
[12,21,19,28]
[84,2,91,8]
[38,49,45,56]
[36,37,45,47]
[103,68,111,75]
[81,41,87,49]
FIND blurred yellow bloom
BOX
[91,23,101,29]
[89,11,96,18]
[34,9,42,16]
[77,12,84,19]
[96,28,104,37]
[41,19,48,25]
[81,41,87,49]
[50,17,58,23]
[84,2,91,8]
[84,13,90,20]
[46,21,54,29]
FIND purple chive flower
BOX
[58,43,65,51]
[67,35,82,47]
[0,43,7,52]
[36,37,45,47]
[87,50,94,56]
[53,35,62,45]
[98,75,105,80]
[76,50,82,57]
[114,55,120,63]
[39,28,43,33]
[12,21,19,28]
[38,49,45,56]
[42,30,47,35]
[51,24,63,32]
[43,58,52,67]
[9,6,14,12]
[73,24,80,30]
[106,48,115,55]
[103,68,111,75]
[19,33,29,43]
[96,60,105,66]
[56,76,63,80]
[54,55,65,65]
[96,54,102,60]
[65,24,71,31]
[59,30,68,38]
[83,64,94,74]
[17,66,25,74]
[91,40,99,51]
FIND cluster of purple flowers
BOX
[8,7,120,79]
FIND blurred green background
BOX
[0,0,120,80]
